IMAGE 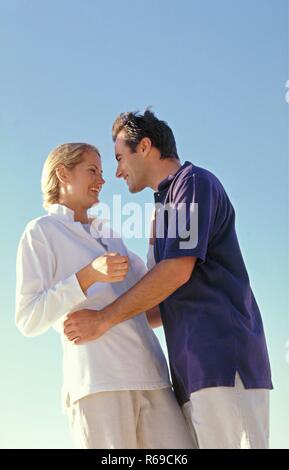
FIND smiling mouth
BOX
[89,188,100,195]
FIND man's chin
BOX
[128,183,143,194]
[129,186,137,193]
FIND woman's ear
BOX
[55,164,69,184]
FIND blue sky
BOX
[0,0,288,448]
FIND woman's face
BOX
[60,150,105,210]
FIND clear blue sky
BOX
[0,0,288,448]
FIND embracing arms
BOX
[64,256,197,343]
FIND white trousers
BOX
[181,373,270,449]
[67,387,195,449]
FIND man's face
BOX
[114,131,148,193]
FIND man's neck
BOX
[148,159,182,191]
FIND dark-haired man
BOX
[65,110,273,449]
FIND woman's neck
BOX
[74,210,89,224]
[58,200,89,223]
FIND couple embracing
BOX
[15,110,272,449]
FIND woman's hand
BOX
[90,252,129,283]
[76,252,129,293]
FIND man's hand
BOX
[63,309,109,345]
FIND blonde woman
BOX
[15,143,194,449]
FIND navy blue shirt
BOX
[154,161,273,406]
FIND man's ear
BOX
[55,164,70,184]
[139,137,152,157]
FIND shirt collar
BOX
[48,203,109,235]
[48,203,76,221]
[48,203,100,224]
[157,161,192,192]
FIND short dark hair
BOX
[112,109,179,160]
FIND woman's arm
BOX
[15,224,87,337]
[15,222,128,337]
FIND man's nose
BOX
[115,166,122,178]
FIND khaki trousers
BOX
[67,387,195,449]
[182,373,270,449]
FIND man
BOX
[64,110,273,449]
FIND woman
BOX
[15,143,194,449]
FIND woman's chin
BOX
[90,198,100,207]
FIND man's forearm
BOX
[102,257,196,328]
[146,305,163,329]
[64,256,196,344]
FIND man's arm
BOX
[106,256,196,326]
[64,256,196,344]
[145,305,162,329]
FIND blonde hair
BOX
[41,142,100,210]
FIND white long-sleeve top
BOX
[15,204,170,409]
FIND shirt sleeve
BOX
[160,174,217,264]
[146,244,156,270]
[127,249,148,283]
[15,223,87,337]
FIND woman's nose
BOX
[95,175,105,187]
